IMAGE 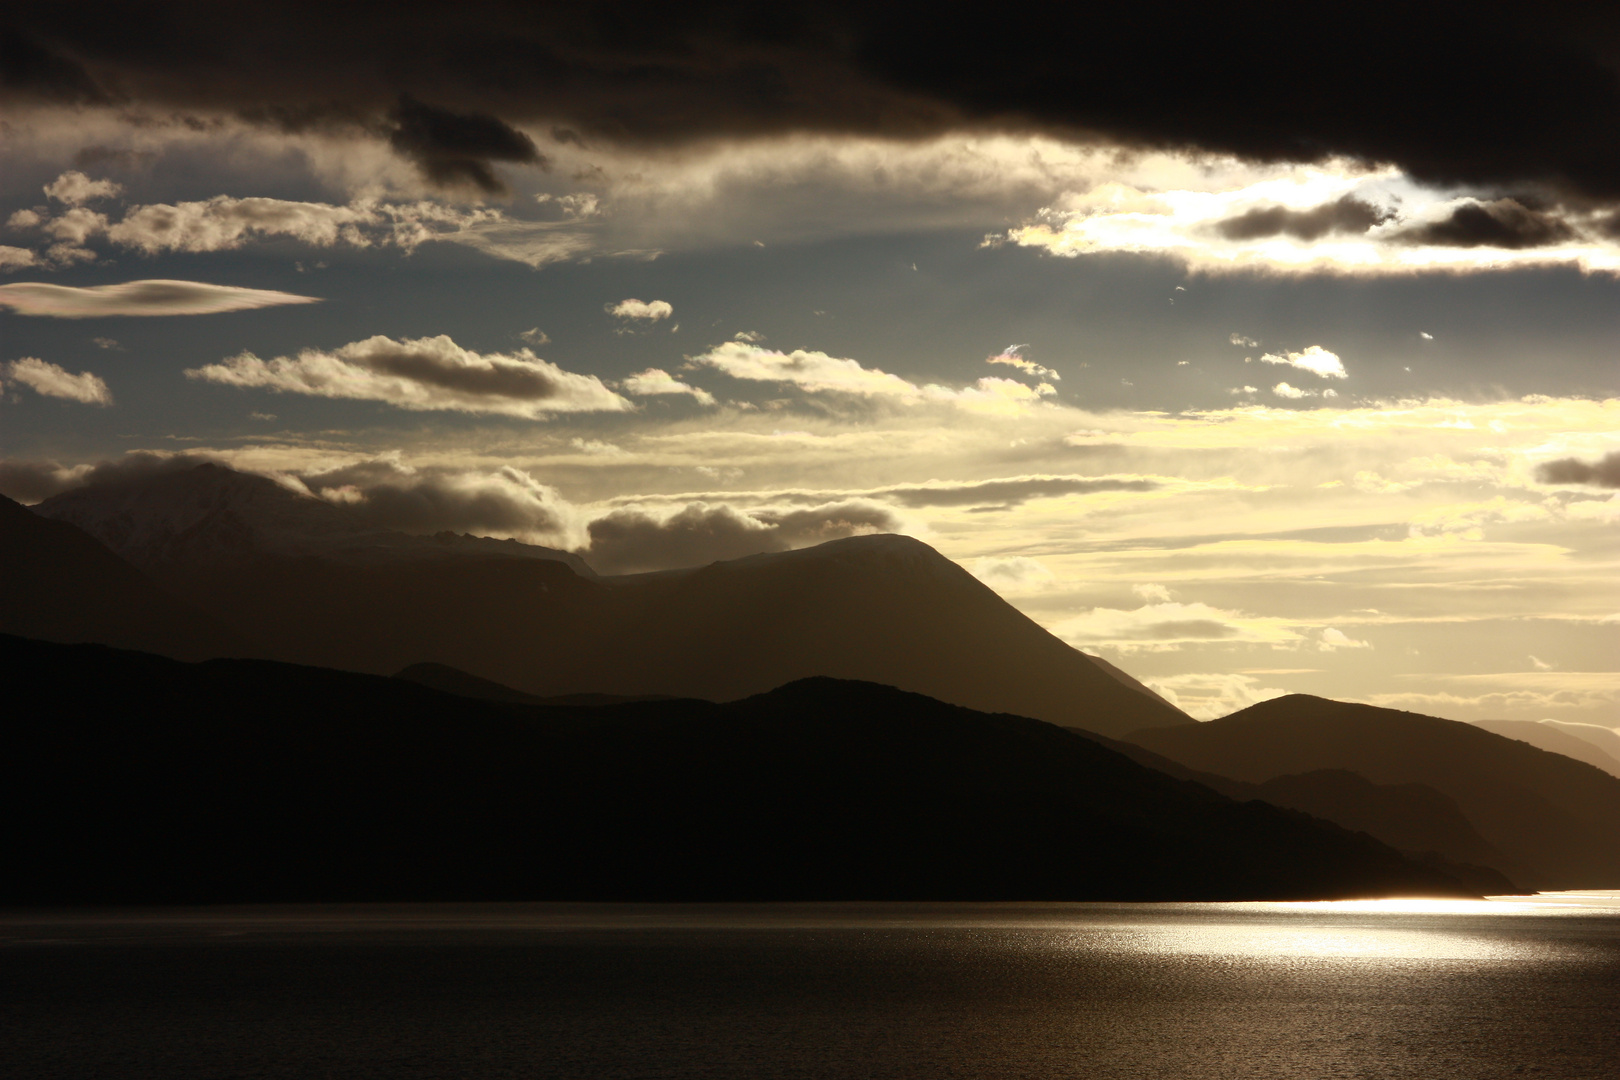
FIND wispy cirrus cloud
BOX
[185,334,631,418]
[0,280,320,317]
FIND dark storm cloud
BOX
[586,500,897,574]
[1396,199,1580,249]
[387,95,547,194]
[6,4,1620,200]
[1536,452,1620,488]
[1215,196,1394,241]
[0,27,110,104]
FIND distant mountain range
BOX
[0,634,1473,904]
[6,461,1618,900]
[22,462,1189,739]
[1129,696,1620,890]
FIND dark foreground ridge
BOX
[0,635,1471,905]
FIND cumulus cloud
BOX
[184,334,631,418]
[1537,451,1620,488]
[1229,333,1257,347]
[297,457,581,546]
[42,170,123,205]
[689,341,1056,413]
[1318,627,1371,651]
[607,298,674,321]
[585,499,898,574]
[517,327,550,345]
[621,368,716,406]
[0,246,37,271]
[1271,382,1312,399]
[986,344,1060,381]
[13,183,587,268]
[0,280,320,317]
[2,357,112,404]
[1260,345,1347,379]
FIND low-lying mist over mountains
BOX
[4,460,1618,902]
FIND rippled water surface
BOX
[4,895,1618,1079]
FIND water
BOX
[4,895,1618,1079]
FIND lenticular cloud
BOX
[0,280,320,318]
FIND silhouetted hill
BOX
[1064,727,1518,894]
[394,662,674,707]
[0,635,1469,905]
[1471,719,1620,779]
[0,493,243,660]
[1128,694,1620,889]
[33,463,1190,738]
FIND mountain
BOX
[1540,719,1620,765]
[1470,719,1620,779]
[0,493,243,660]
[0,634,1472,904]
[35,461,594,575]
[1128,695,1620,890]
[32,463,1191,738]
[1064,727,1517,894]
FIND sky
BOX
[1,3,1616,723]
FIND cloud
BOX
[1271,382,1312,399]
[517,327,550,345]
[1002,167,1620,275]
[621,368,716,406]
[184,334,632,418]
[297,457,581,545]
[0,280,321,317]
[882,475,1156,508]
[1396,199,1579,249]
[9,8,1620,208]
[16,188,584,268]
[971,555,1056,591]
[692,341,920,397]
[1318,627,1371,651]
[1259,345,1347,379]
[1215,195,1393,241]
[387,94,546,194]
[1229,333,1257,347]
[0,458,94,503]
[0,247,36,271]
[42,170,123,205]
[607,298,674,321]
[1537,452,1620,488]
[1133,583,1173,602]
[2,357,112,404]
[1052,600,1307,652]
[1143,673,1290,721]
[585,499,899,574]
[104,196,378,254]
[689,341,1056,413]
[986,344,1060,381]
